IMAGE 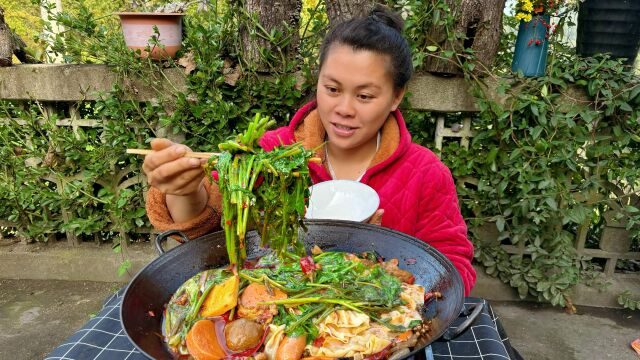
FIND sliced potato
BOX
[200,274,240,317]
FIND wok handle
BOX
[155,230,189,255]
[442,302,484,341]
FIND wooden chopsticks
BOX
[126,149,219,159]
[127,149,322,164]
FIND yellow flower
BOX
[515,13,526,21]
[524,14,532,22]
[522,2,534,12]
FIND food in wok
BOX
[163,247,442,359]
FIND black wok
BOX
[121,220,467,359]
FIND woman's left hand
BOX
[368,209,384,225]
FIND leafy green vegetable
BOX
[315,252,403,307]
[206,113,315,269]
[241,251,408,338]
[273,304,323,339]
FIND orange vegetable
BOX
[631,338,640,356]
[380,259,415,284]
[185,320,226,360]
[275,335,307,360]
[200,275,240,317]
[396,330,413,342]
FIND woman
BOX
[143,5,476,295]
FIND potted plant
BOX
[116,3,185,60]
[511,0,563,77]
[576,0,640,65]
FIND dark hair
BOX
[318,4,413,91]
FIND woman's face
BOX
[316,44,404,152]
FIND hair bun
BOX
[368,4,404,33]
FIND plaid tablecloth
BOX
[46,289,518,360]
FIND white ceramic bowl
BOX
[305,180,380,222]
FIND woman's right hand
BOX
[142,139,210,223]
[142,138,207,196]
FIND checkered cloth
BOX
[431,298,520,360]
[46,291,517,360]
[45,289,146,360]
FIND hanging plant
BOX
[511,1,564,77]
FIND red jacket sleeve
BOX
[415,161,476,296]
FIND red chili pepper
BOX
[220,311,231,323]
[424,291,442,305]
[363,344,392,360]
[299,256,315,274]
[211,171,219,181]
[243,259,257,269]
[313,336,325,347]
[253,175,264,189]
[406,274,416,285]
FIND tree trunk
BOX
[0,6,40,66]
[0,7,12,66]
[424,0,505,75]
[239,0,301,72]
[326,0,375,27]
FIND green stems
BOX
[259,297,367,313]
[185,280,217,324]
[239,272,291,292]
[213,113,314,271]
[287,304,327,332]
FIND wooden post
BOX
[40,0,65,63]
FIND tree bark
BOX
[424,0,505,75]
[326,0,375,27]
[238,0,302,72]
[0,7,12,66]
[0,7,39,66]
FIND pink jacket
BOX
[259,102,476,295]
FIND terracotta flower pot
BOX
[117,12,185,60]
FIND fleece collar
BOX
[288,101,412,182]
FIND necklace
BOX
[325,131,381,181]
